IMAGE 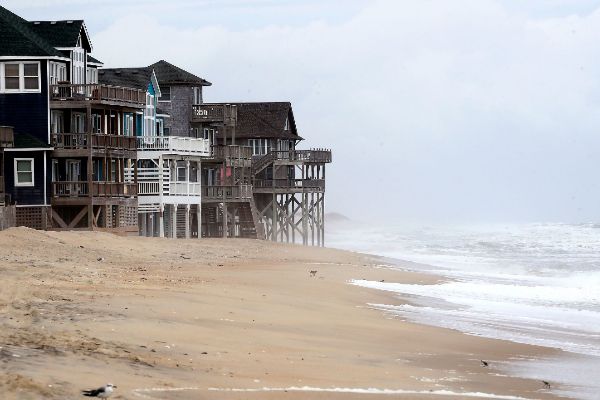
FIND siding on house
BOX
[4,150,49,206]
[0,60,49,144]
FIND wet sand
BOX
[0,227,568,399]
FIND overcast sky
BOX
[7,0,600,224]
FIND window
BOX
[1,62,40,92]
[5,64,19,90]
[86,67,98,84]
[193,87,202,104]
[72,48,85,85]
[248,139,269,155]
[177,166,187,182]
[159,86,170,102]
[123,114,134,137]
[52,160,58,182]
[23,63,39,89]
[14,158,34,187]
[203,128,216,145]
[91,114,102,134]
[144,93,155,136]
[50,62,67,85]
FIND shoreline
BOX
[0,228,569,399]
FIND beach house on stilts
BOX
[0,6,141,232]
[192,102,331,245]
[99,62,212,237]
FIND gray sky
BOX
[7,0,600,224]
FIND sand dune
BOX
[0,228,565,399]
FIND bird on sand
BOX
[542,380,551,389]
[480,360,489,367]
[82,383,117,398]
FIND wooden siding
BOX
[0,61,49,144]
[4,150,50,206]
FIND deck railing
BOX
[211,145,253,160]
[52,181,89,197]
[92,182,137,197]
[50,84,145,106]
[136,136,210,155]
[51,133,136,151]
[191,104,224,122]
[253,179,325,190]
[252,149,332,173]
[202,185,253,201]
[126,167,203,197]
[52,181,137,197]
[170,182,202,196]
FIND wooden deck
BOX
[50,84,145,107]
[201,185,253,203]
[51,133,137,157]
[252,178,325,193]
[52,181,137,198]
[252,149,332,174]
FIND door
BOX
[66,160,82,195]
[51,111,64,134]
[71,112,86,133]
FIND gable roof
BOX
[149,60,211,86]
[87,54,103,66]
[99,60,211,92]
[13,132,52,149]
[98,67,154,91]
[28,20,92,51]
[0,6,67,58]
[217,102,302,141]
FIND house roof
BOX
[0,6,66,58]
[100,60,211,92]
[217,102,302,141]
[87,54,103,65]
[149,60,211,86]
[98,67,154,91]
[13,132,52,149]
[28,20,92,51]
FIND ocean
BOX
[327,221,600,399]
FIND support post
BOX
[172,204,177,239]
[197,205,202,239]
[185,204,191,239]
[271,193,277,241]
[159,207,165,238]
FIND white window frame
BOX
[193,87,202,104]
[0,62,41,93]
[249,138,269,156]
[14,158,35,187]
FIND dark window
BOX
[159,86,171,101]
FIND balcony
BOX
[50,84,145,107]
[211,145,253,160]
[191,104,224,123]
[136,136,210,156]
[252,149,332,174]
[191,104,237,125]
[51,133,137,154]
[127,167,203,198]
[202,185,253,202]
[253,179,325,192]
[52,181,137,198]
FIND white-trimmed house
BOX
[99,67,211,238]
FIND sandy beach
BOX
[0,227,567,399]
